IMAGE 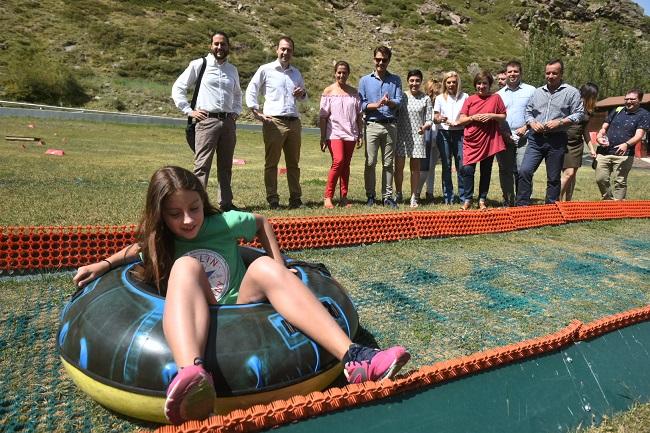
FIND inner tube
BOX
[57,247,359,423]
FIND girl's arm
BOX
[582,126,597,157]
[460,112,507,124]
[254,214,285,267]
[73,243,141,288]
[356,95,364,148]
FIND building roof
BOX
[596,94,650,108]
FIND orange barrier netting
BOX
[1,201,649,272]
[144,305,650,433]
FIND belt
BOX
[206,112,231,119]
[272,115,299,122]
[367,118,396,124]
[534,131,567,138]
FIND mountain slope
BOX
[0,0,648,123]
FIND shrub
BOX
[3,52,91,106]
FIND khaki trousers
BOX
[364,121,396,199]
[194,117,237,206]
[263,117,302,204]
[595,154,634,200]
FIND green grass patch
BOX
[2,117,650,225]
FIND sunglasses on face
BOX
[374,58,389,64]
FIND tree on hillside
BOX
[522,16,565,86]
[525,19,650,97]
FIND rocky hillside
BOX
[0,0,648,123]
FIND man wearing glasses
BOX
[594,89,650,200]
[358,46,403,208]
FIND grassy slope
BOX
[2,116,650,225]
[1,223,649,433]
[6,0,648,125]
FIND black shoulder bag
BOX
[185,57,207,153]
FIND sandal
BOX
[339,197,352,208]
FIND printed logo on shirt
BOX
[183,249,230,301]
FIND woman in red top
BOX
[456,71,506,210]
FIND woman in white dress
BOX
[395,69,433,208]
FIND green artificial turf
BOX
[1,220,649,432]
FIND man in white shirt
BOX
[245,36,307,210]
[497,60,536,206]
[172,32,242,212]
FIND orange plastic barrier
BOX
[1,201,649,272]
[620,200,650,219]
[0,225,136,271]
[507,203,566,230]
[143,307,650,433]
[557,200,629,221]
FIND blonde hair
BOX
[425,79,442,99]
[441,71,462,100]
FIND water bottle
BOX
[600,135,609,147]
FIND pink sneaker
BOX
[344,344,411,384]
[164,364,216,424]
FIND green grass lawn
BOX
[1,117,649,432]
[2,117,649,225]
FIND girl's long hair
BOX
[580,82,599,114]
[425,79,442,101]
[136,166,219,295]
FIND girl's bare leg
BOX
[163,256,217,367]
[409,158,420,199]
[560,167,576,201]
[237,256,351,360]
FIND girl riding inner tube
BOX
[58,247,359,424]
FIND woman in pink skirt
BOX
[319,61,363,208]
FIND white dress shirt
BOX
[245,59,306,117]
[172,53,242,115]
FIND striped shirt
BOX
[525,83,584,131]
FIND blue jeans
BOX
[436,129,464,203]
[496,140,516,205]
[461,155,495,202]
[515,132,567,206]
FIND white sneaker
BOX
[410,195,419,208]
